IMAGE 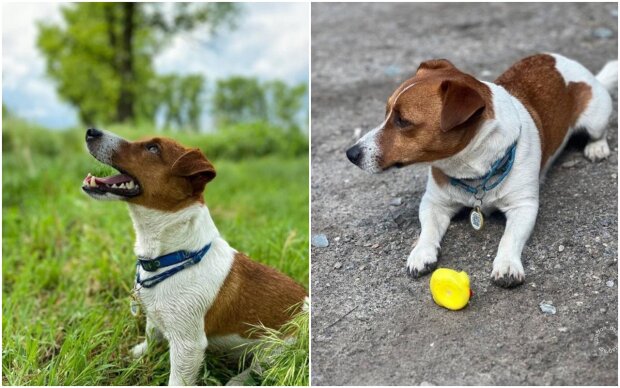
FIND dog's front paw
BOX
[406,244,438,278]
[491,257,525,288]
[584,138,610,162]
[131,341,148,358]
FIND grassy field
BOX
[2,118,309,385]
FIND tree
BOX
[267,80,307,130]
[37,3,237,125]
[212,77,268,127]
[212,76,307,130]
[159,74,205,131]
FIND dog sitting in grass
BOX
[82,128,307,385]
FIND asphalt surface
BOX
[310,3,618,386]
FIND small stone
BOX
[420,382,434,386]
[561,159,580,168]
[312,234,329,248]
[558,327,568,333]
[334,262,342,269]
[353,127,362,139]
[558,245,565,252]
[539,301,557,315]
[372,244,379,249]
[612,173,617,179]
[593,27,613,39]
[360,265,367,271]
[480,69,493,78]
[334,236,341,242]
[606,280,614,287]
[600,307,607,313]
[390,197,403,206]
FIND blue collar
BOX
[449,142,517,195]
[135,242,212,289]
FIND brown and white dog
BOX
[82,128,307,385]
[347,53,617,288]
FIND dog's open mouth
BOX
[82,171,141,197]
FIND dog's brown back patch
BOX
[495,54,592,167]
[204,252,307,338]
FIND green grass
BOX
[2,119,309,385]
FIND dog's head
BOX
[346,59,493,173]
[82,128,216,211]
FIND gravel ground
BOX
[310,3,618,386]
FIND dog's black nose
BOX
[346,145,362,164]
[86,128,103,142]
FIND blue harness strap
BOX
[449,142,517,196]
[136,242,212,289]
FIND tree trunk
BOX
[117,2,135,122]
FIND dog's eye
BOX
[393,112,412,128]
[146,144,159,154]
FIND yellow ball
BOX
[430,268,471,310]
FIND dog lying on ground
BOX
[347,53,617,288]
[82,128,307,385]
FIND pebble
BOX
[612,173,617,179]
[593,27,613,39]
[606,280,614,287]
[539,301,557,315]
[353,127,362,139]
[480,69,493,78]
[390,197,403,206]
[312,234,329,248]
[558,245,565,252]
[420,381,434,386]
[334,262,342,269]
[561,160,580,168]
[558,327,568,333]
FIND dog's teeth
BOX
[90,179,97,187]
[127,181,135,189]
[119,183,126,189]
[112,183,118,189]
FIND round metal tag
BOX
[470,207,484,231]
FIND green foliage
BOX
[36,3,237,125]
[213,77,308,131]
[213,77,269,126]
[243,308,309,386]
[159,74,206,131]
[2,119,308,385]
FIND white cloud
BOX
[2,2,76,128]
[154,2,309,83]
[2,2,309,129]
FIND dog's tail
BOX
[595,60,618,91]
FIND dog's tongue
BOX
[94,174,133,185]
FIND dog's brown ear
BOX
[416,59,455,75]
[439,80,485,132]
[172,148,216,193]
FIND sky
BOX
[2,2,309,129]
